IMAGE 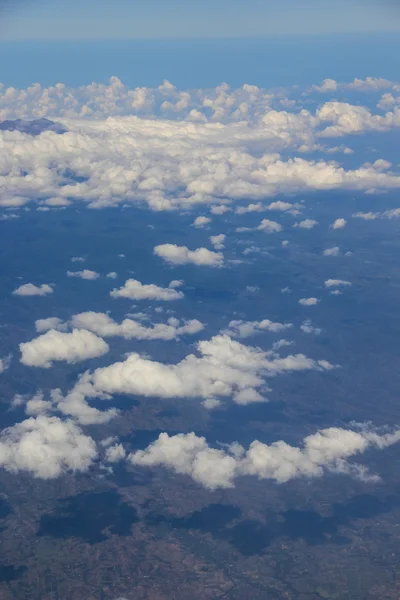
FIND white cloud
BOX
[71,256,85,263]
[294,219,318,229]
[257,219,283,233]
[331,218,347,229]
[192,216,211,228]
[299,297,319,306]
[353,212,378,220]
[324,279,351,288]
[300,320,321,335]
[105,443,126,463]
[67,269,100,280]
[223,319,293,338]
[209,234,226,250]
[154,244,223,267]
[202,398,222,410]
[64,311,204,341]
[129,425,400,490]
[323,247,340,256]
[312,79,338,93]
[106,271,118,279]
[210,205,231,215]
[91,334,334,407]
[12,283,53,296]
[20,329,109,368]
[110,278,184,301]
[235,202,265,214]
[2,82,400,213]
[35,317,67,333]
[0,415,97,479]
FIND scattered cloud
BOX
[0,415,97,479]
[67,269,100,280]
[223,319,293,338]
[154,244,223,267]
[13,283,53,296]
[300,320,322,335]
[20,329,109,368]
[192,216,211,228]
[325,279,351,288]
[299,297,319,306]
[209,233,226,250]
[323,247,340,256]
[129,426,400,490]
[91,334,334,407]
[331,218,347,229]
[39,311,204,342]
[294,219,318,229]
[110,278,184,301]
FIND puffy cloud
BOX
[325,279,351,288]
[300,320,321,335]
[257,219,283,233]
[50,311,204,341]
[1,83,400,213]
[154,244,223,267]
[293,219,318,229]
[192,216,211,228]
[0,415,97,479]
[67,269,100,280]
[129,425,400,490]
[210,205,231,215]
[312,79,338,93]
[209,234,226,250]
[12,283,53,296]
[106,271,118,279]
[91,334,334,406]
[105,443,126,463]
[35,317,67,333]
[299,297,319,306]
[20,329,109,368]
[71,256,85,263]
[110,278,184,301]
[317,101,400,137]
[331,218,347,229]
[323,246,340,256]
[223,319,293,338]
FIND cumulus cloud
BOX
[192,216,211,228]
[293,219,318,229]
[129,425,400,490]
[106,271,118,279]
[331,218,347,229]
[67,269,100,280]
[257,219,283,233]
[1,80,400,213]
[0,415,97,479]
[20,329,109,368]
[154,244,223,267]
[325,279,351,288]
[300,320,321,335]
[35,317,67,333]
[323,247,340,256]
[209,234,226,250]
[299,297,319,306]
[223,319,293,338]
[110,278,184,301]
[12,283,53,296]
[91,334,334,407]
[42,311,204,342]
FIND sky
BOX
[0,0,400,40]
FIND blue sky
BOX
[1,0,399,40]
